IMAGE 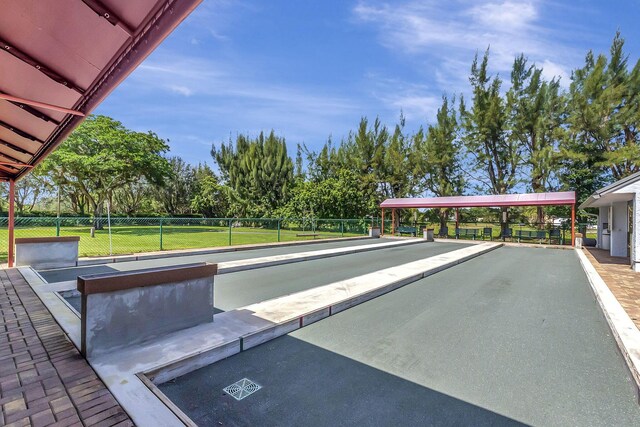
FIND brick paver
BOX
[583,248,640,328]
[0,269,133,426]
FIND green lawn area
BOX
[0,225,365,262]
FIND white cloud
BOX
[364,74,442,122]
[353,0,579,87]
[467,1,537,31]
[539,59,570,87]
[133,54,359,116]
[168,85,194,96]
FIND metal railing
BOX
[0,217,375,262]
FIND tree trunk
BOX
[532,179,545,227]
[536,206,545,229]
[438,209,449,230]
[93,202,104,230]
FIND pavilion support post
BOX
[8,179,15,268]
[455,208,459,229]
[381,208,384,236]
[392,208,396,236]
[571,203,576,247]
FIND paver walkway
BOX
[0,268,131,427]
[583,248,640,329]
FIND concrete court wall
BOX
[79,263,217,358]
[15,237,79,269]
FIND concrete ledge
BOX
[576,249,640,399]
[78,263,218,294]
[15,236,80,243]
[146,339,241,385]
[80,262,218,359]
[16,236,80,269]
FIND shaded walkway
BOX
[0,269,131,426]
[583,248,639,328]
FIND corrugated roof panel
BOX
[0,0,202,180]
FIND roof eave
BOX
[12,0,203,181]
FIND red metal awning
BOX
[0,0,202,181]
[380,191,576,209]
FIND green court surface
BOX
[214,241,469,311]
[160,246,640,426]
[55,241,470,313]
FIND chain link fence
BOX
[0,217,375,262]
[0,216,592,262]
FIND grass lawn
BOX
[0,225,365,262]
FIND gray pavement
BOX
[38,238,395,283]
[63,242,469,313]
[160,246,640,426]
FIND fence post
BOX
[159,219,163,251]
[228,219,232,246]
[277,219,281,242]
[341,220,344,237]
[56,218,61,237]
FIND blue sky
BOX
[95,0,640,166]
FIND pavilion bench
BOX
[500,228,513,241]
[397,226,417,236]
[482,227,493,240]
[78,262,218,358]
[549,228,563,244]
[515,229,546,243]
[296,233,319,239]
[455,228,478,240]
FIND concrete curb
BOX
[576,248,640,399]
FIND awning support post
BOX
[392,208,396,236]
[8,179,15,267]
[571,203,576,247]
[381,208,384,236]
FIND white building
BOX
[580,171,640,272]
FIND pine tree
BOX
[507,55,566,224]
[460,49,520,233]
[212,131,293,216]
[415,95,465,229]
[564,32,640,205]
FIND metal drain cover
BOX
[223,378,262,401]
